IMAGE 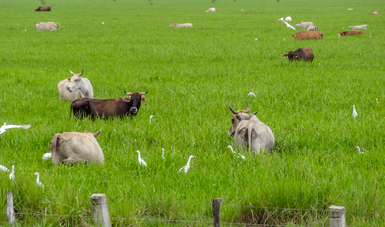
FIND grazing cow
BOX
[294,21,314,29]
[169,23,193,28]
[49,130,104,166]
[34,22,60,31]
[347,8,354,10]
[338,30,363,37]
[71,91,148,119]
[369,11,378,15]
[307,26,318,31]
[283,47,314,62]
[349,24,368,30]
[57,69,94,102]
[284,16,292,22]
[292,31,323,40]
[206,8,216,12]
[228,103,275,154]
[35,6,51,11]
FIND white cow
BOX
[206,8,216,12]
[284,16,292,22]
[228,103,275,154]
[349,24,368,29]
[294,21,314,29]
[34,22,60,31]
[57,69,94,102]
[49,130,105,166]
[307,26,318,31]
[169,23,193,28]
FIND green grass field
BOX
[1,0,385,226]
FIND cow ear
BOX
[55,134,68,151]
[122,96,131,102]
[93,130,102,138]
[141,95,147,102]
[67,78,71,82]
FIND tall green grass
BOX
[1,0,385,226]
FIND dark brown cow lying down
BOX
[338,30,363,37]
[35,6,51,11]
[71,91,147,119]
[283,47,314,62]
[292,31,323,40]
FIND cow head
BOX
[228,102,257,136]
[67,68,84,93]
[123,91,148,115]
[284,50,297,62]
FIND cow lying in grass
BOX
[283,47,314,62]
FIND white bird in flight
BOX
[42,153,52,160]
[352,105,358,118]
[248,92,256,97]
[161,148,165,159]
[0,123,31,135]
[278,18,296,30]
[9,165,15,180]
[179,155,195,174]
[0,165,9,172]
[150,115,154,123]
[355,146,365,154]
[34,172,43,187]
[227,145,246,160]
[136,150,147,166]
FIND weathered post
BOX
[7,191,15,227]
[91,194,111,227]
[212,198,222,227]
[329,205,346,227]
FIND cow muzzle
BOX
[130,107,138,113]
[66,86,73,93]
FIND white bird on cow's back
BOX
[34,172,43,187]
[352,105,358,119]
[42,153,52,160]
[248,92,256,97]
[9,165,15,180]
[0,164,9,172]
[227,145,246,160]
[136,150,147,166]
[0,123,31,135]
[179,155,195,174]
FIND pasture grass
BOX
[1,0,385,226]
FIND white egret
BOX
[278,18,296,30]
[376,98,379,105]
[0,123,31,135]
[352,105,358,118]
[102,22,104,25]
[150,115,154,123]
[34,172,43,187]
[227,145,246,160]
[179,155,195,174]
[356,146,365,154]
[0,165,9,172]
[255,38,258,41]
[248,92,256,97]
[136,150,147,166]
[42,153,52,160]
[25,29,27,32]
[161,148,165,159]
[9,165,15,180]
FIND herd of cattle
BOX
[23,5,379,166]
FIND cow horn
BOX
[79,68,84,76]
[69,68,75,75]
[124,90,132,96]
[139,92,148,95]
[229,104,238,114]
[245,102,250,113]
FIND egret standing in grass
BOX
[356,146,365,154]
[34,172,43,187]
[0,123,31,135]
[42,153,52,160]
[248,92,256,97]
[0,164,9,172]
[161,148,165,159]
[352,105,358,118]
[179,155,195,174]
[9,165,15,180]
[227,145,246,160]
[150,115,154,123]
[136,150,147,166]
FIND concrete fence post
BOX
[7,191,15,227]
[212,198,222,227]
[329,205,346,227]
[91,193,111,227]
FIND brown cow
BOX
[338,30,363,36]
[283,47,314,62]
[292,31,323,40]
[71,91,148,119]
[35,6,51,11]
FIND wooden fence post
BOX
[212,198,222,227]
[7,191,15,227]
[329,205,346,227]
[91,194,111,227]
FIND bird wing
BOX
[141,159,147,166]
